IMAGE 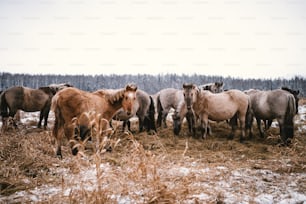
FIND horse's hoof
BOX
[227,135,234,140]
[56,153,63,160]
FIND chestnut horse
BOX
[51,84,137,158]
[0,84,71,130]
[183,83,251,141]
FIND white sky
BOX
[0,0,306,79]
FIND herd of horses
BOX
[0,81,300,158]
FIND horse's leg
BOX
[162,110,168,128]
[245,111,254,139]
[38,111,43,128]
[200,115,209,139]
[53,118,63,159]
[278,118,289,145]
[228,115,238,140]
[9,109,18,129]
[122,120,127,132]
[42,108,50,129]
[256,117,264,138]
[138,115,144,132]
[157,110,163,128]
[186,111,196,138]
[127,120,132,132]
[263,119,272,131]
[239,114,246,143]
[64,123,78,156]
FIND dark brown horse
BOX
[0,84,70,130]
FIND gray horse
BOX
[156,88,194,136]
[245,89,297,144]
[112,89,156,133]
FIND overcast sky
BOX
[0,0,306,79]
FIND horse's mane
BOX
[96,84,137,104]
[281,86,299,96]
[38,86,55,95]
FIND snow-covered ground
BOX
[1,159,305,203]
[0,105,305,203]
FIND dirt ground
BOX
[0,100,306,203]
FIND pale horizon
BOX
[1,0,306,80]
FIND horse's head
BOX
[122,84,137,115]
[281,86,300,114]
[213,82,224,93]
[183,83,198,110]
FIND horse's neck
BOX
[104,90,125,120]
[194,91,208,109]
[103,99,123,121]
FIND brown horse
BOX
[0,84,70,130]
[51,84,137,158]
[183,84,251,141]
[245,88,297,144]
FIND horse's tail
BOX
[148,95,156,131]
[156,94,163,127]
[244,96,253,138]
[0,91,9,118]
[282,94,296,143]
[245,96,253,130]
[51,95,65,139]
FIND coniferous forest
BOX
[0,72,305,96]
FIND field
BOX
[0,100,306,203]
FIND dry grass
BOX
[0,100,306,203]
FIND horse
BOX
[156,88,194,136]
[0,84,70,130]
[171,82,225,137]
[245,89,297,144]
[51,84,137,158]
[198,81,224,93]
[111,89,156,133]
[263,87,300,131]
[183,83,251,142]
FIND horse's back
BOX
[159,88,180,110]
[248,89,293,119]
[55,87,98,115]
[200,89,249,121]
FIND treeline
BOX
[0,72,305,96]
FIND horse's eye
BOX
[183,93,185,97]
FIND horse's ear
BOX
[183,83,193,89]
[71,117,78,126]
[126,84,137,92]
